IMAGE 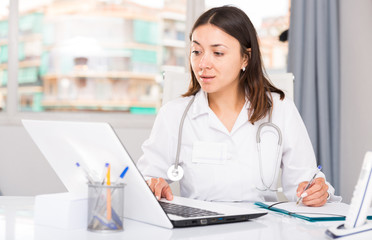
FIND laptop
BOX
[22,119,267,229]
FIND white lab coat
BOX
[137,90,340,202]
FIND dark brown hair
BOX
[183,6,285,124]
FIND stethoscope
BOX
[167,95,283,192]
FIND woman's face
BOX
[190,24,247,95]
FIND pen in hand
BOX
[296,165,322,205]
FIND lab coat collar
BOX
[190,90,251,122]
[233,100,251,132]
[190,90,209,119]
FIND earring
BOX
[242,67,246,72]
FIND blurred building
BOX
[258,1,290,73]
[0,0,187,113]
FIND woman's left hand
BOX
[296,177,329,207]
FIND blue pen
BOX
[117,166,129,183]
[296,165,322,205]
[75,162,95,184]
[116,166,129,184]
[111,208,123,228]
[92,215,118,230]
[111,166,129,196]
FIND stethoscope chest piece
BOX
[167,164,184,181]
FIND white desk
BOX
[0,196,342,240]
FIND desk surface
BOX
[0,196,343,240]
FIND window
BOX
[205,0,290,74]
[11,0,186,113]
[1,0,288,121]
[0,1,9,112]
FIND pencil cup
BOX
[87,183,125,232]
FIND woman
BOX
[137,6,340,207]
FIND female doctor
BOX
[137,6,339,207]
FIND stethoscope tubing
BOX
[174,95,196,169]
[170,94,283,192]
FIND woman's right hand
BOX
[146,177,174,201]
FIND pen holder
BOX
[87,182,125,232]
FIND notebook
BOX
[22,119,267,229]
[255,202,372,222]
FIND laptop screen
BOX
[22,119,173,229]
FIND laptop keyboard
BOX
[159,201,223,218]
